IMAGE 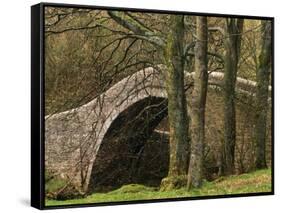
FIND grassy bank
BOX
[46,169,272,206]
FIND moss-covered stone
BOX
[160,175,187,191]
[45,171,85,200]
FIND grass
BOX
[46,169,272,206]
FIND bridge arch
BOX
[45,67,168,193]
[88,96,169,192]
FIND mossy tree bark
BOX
[255,20,272,169]
[161,15,190,190]
[108,12,190,189]
[223,18,244,175]
[187,16,208,189]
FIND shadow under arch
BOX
[88,96,170,193]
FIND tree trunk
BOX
[160,15,190,190]
[187,16,208,189]
[255,20,271,169]
[223,18,244,175]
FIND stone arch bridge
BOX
[45,66,271,194]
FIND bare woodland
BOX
[44,7,272,200]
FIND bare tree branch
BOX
[107,11,165,47]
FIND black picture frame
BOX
[31,2,274,210]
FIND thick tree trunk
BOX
[187,16,208,189]
[255,21,271,169]
[223,18,244,175]
[160,15,190,190]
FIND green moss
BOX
[109,184,157,194]
[46,169,271,206]
[45,171,67,196]
[46,178,67,194]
